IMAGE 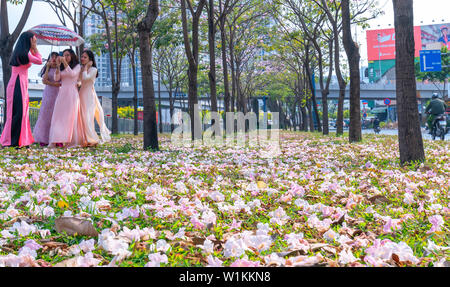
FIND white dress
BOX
[79,67,111,145]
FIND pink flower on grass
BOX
[383,218,402,233]
[418,201,425,213]
[197,239,214,254]
[223,238,246,258]
[23,240,42,252]
[77,252,101,267]
[427,215,444,234]
[264,253,286,266]
[269,207,290,225]
[206,255,223,267]
[145,253,168,267]
[12,221,37,237]
[339,248,359,265]
[230,258,260,267]
[79,239,96,253]
[289,183,305,197]
[191,216,205,229]
[364,239,419,265]
[323,229,340,242]
[230,218,242,230]
[403,192,415,205]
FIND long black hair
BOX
[60,48,79,71]
[40,52,59,78]
[9,31,35,67]
[82,49,99,78]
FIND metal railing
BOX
[30,107,39,131]
[104,116,176,134]
[28,107,176,135]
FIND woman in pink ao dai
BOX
[48,49,86,148]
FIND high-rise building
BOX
[82,2,142,89]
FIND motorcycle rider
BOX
[425,93,447,133]
[373,116,380,128]
[373,116,381,133]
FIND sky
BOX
[4,0,450,80]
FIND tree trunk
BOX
[336,85,346,135]
[113,5,121,135]
[131,52,138,135]
[334,31,347,136]
[323,38,334,135]
[181,0,205,141]
[292,102,297,131]
[304,54,322,132]
[342,0,362,142]
[311,85,321,132]
[158,65,162,133]
[0,0,33,127]
[208,0,218,114]
[220,21,231,132]
[219,20,231,123]
[321,0,347,136]
[1,53,11,96]
[138,0,159,150]
[169,81,174,133]
[102,9,119,135]
[236,64,244,113]
[229,29,236,113]
[111,84,119,134]
[307,99,314,132]
[78,3,85,57]
[393,0,425,164]
[1,53,11,128]
[316,38,333,136]
[301,104,308,131]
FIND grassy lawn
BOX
[0,131,448,267]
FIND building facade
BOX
[83,11,142,90]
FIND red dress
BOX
[0,51,42,147]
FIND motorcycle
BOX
[373,119,381,134]
[430,114,448,140]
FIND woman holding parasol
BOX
[0,31,42,148]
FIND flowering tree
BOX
[0,0,33,99]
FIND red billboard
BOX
[366,27,422,61]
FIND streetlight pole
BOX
[377,33,389,121]
[377,33,382,81]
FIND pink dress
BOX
[0,50,42,147]
[33,68,60,145]
[48,64,86,147]
[79,67,111,145]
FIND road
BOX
[326,127,449,141]
[362,128,449,141]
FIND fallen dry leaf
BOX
[54,257,79,267]
[42,241,68,250]
[368,195,391,204]
[55,217,99,237]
